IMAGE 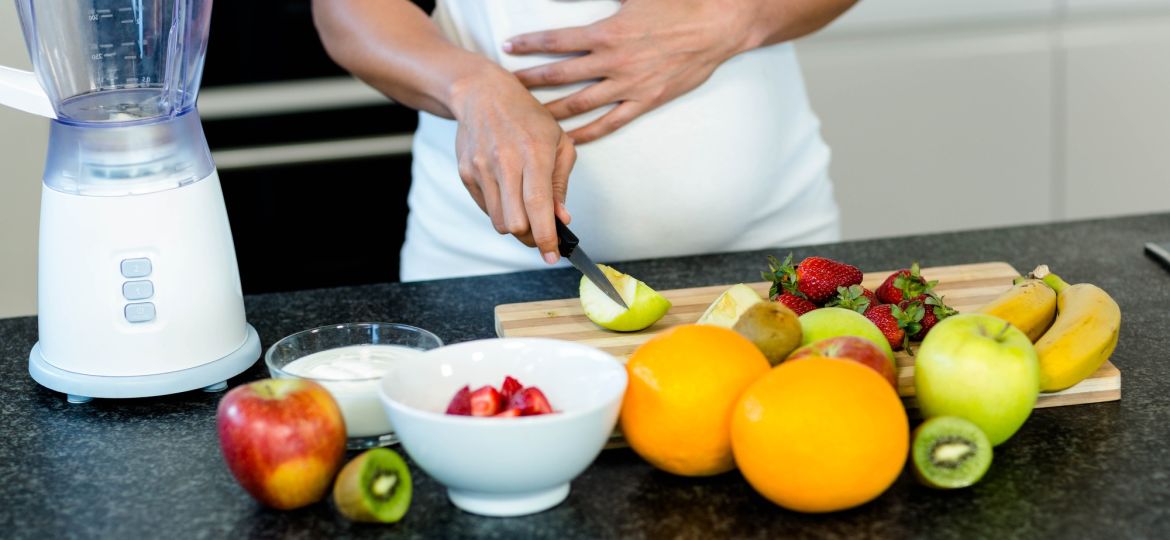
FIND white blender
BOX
[0,0,260,402]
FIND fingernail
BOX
[543,251,559,265]
[502,40,514,53]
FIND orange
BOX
[620,324,770,476]
[731,357,908,513]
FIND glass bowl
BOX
[265,322,443,449]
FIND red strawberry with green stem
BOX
[763,255,818,315]
[796,256,864,304]
[876,262,937,305]
[900,293,958,340]
[762,254,862,305]
[864,302,924,351]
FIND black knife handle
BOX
[555,218,578,258]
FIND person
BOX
[313,0,856,281]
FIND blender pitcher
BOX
[0,0,261,403]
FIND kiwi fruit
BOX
[732,301,802,365]
[912,416,993,489]
[332,448,413,523]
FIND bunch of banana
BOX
[977,269,1058,341]
[978,265,1121,392]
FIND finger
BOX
[514,55,605,90]
[566,101,644,144]
[457,160,488,216]
[497,164,534,247]
[551,136,576,226]
[479,171,506,235]
[504,25,595,55]
[522,150,560,264]
[543,80,619,120]
[555,200,572,225]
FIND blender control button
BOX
[120,258,152,278]
[122,280,154,300]
[125,303,156,323]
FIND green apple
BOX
[798,307,895,366]
[914,313,1040,446]
[580,264,672,332]
[697,283,762,327]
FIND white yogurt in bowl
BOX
[280,344,423,438]
[265,323,443,449]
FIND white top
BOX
[401,0,840,281]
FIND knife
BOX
[555,218,629,309]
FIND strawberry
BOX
[796,256,864,304]
[500,376,524,402]
[826,285,876,314]
[493,408,522,418]
[900,293,958,340]
[469,385,504,417]
[509,387,554,416]
[445,385,472,416]
[864,303,924,351]
[762,254,863,305]
[875,262,937,305]
[774,293,818,315]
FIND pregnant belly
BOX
[558,44,825,259]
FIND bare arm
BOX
[743,0,858,49]
[312,0,485,119]
[312,0,576,265]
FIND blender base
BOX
[29,324,261,403]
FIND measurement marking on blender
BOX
[121,259,152,279]
[124,303,157,324]
[122,281,155,301]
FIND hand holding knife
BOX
[555,218,629,309]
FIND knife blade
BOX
[555,218,629,309]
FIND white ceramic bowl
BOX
[379,338,627,517]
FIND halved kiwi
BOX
[332,448,413,523]
[912,416,993,489]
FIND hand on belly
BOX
[504,0,756,144]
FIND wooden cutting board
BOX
[495,261,1121,408]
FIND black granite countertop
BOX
[3,214,1170,539]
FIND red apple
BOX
[787,336,898,388]
[216,378,347,509]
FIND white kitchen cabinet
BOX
[0,1,46,318]
[1062,13,1170,219]
[797,27,1055,240]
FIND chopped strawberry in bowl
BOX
[378,337,626,517]
[444,376,555,418]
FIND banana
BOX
[977,268,1058,342]
[1033,269,1122,392]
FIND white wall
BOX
[798,0,1170,240]
[0,2,46,318]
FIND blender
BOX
[0,0,260,402]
